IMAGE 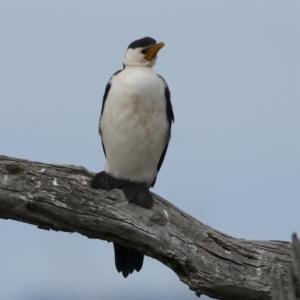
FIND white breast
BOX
[100,67,169,186]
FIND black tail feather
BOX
[113,243,144,278]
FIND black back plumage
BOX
[150,80,174,187]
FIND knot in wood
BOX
[5,163,24,173]
[149,210,167,226]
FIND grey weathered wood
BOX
[272,234,300,300]
[0,154,292,300]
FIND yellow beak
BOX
[144,42,165,61]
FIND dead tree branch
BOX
[0,155,292,300]
[272,233,300,300]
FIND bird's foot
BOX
[131,187,153,209]
[91,171,122,190]
[91,172,153,209]
[121,183,153,209]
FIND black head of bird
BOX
[123,36,165,68]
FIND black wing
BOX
[151,78,174,187]
[99,70,122,157]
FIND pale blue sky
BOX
[1,1,299,300]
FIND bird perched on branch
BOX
[91,36,174,277]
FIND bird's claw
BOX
[91,172,153,208]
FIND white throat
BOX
[123,48,157,68]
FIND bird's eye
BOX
[141,48,148,55]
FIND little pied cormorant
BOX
[91,36,174,278]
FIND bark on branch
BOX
[0,155,292,300]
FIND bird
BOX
[91,36,174,278]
